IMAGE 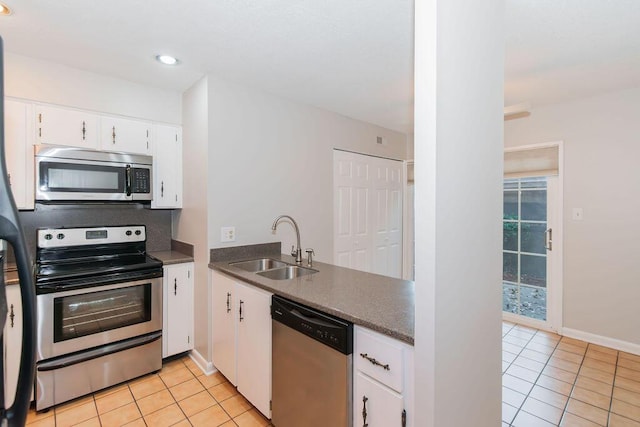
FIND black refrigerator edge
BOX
[0,34,37,426]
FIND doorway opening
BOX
[502,142,563,331]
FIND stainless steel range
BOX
[34,225,163,410]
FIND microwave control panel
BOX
[131,168,151,194]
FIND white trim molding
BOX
[189,349,216,376]
[561,327,640,356]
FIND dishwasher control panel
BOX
[271,295,353,355]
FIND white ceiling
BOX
[1,1,639,134]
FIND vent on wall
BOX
[376,136,388,145]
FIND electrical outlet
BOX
[221,226,235,242]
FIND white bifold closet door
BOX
[333,150,403,279]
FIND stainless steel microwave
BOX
[35,146,153,202]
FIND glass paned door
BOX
[502,177,549,320]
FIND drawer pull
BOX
[226,292,231,313]
[360,352,390,371]
[362,395,369,427]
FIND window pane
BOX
[502,283,518,314]
[520,254,546,287]
[504,191,518,220]
[521,190,546,221]
[503,222,518,251]
[521,177,547,189]
[503,252,518,282]
[504,179,518,190]
[521,222,547,254]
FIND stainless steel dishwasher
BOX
[271,295,353,427]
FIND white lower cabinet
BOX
[355,372,404,427]
[354,326,414,427]
[163,263,194,358]
[3,285,24,407]
[211,271,272,418]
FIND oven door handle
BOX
[37,331,162,372]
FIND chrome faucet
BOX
[271,215,303,264]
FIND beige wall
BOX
[174,77,211,362]
[205,74,409,262]
[5,53,181,124]
[505,86,640,346]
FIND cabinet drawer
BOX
[355,327,404,393]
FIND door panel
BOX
[333,151,403,278]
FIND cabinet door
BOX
[151,125,182,209]
[236,282,272,417]
[3,285,23,407]
[355,372,404,427]
[164,263,194,357]
[4,99,35,210]
[100,116,152,155]
[36,105,99,149]
[211,271,238,385]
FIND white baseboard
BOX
[561,327,640,356]
[189,349,217,376]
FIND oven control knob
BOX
[44,233,53,240]
[126,230,132,236]
[135,230,142,236]
[56,233,65,240]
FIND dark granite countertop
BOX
[149,250,194,265]
[209,250,414,345]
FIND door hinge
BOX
[38,113,42,123]
[188,270,190,279]
[270,400,272,411]
[175,194,178,202]
[187,336,190,344]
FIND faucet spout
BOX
[271,215,303,264]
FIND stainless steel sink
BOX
[229,258,289,273]
[257,265,318,280]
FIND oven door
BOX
[36,277,162,361]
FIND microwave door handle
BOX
[125,165,132,197]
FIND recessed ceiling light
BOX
[155,55,179,66]
[0,3,12,15]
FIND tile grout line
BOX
[505,326,563,426]
[605,347,619,427]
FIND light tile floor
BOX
[26,355,271,427]
[24,321,640,426]
[503,321,640,426]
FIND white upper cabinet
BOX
[36,104,99,149]
[151,124,182,209]
[4,99,35,210]
[100,115,152,155]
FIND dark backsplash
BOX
[15,203,172,262]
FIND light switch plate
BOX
[221,226,235,242]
